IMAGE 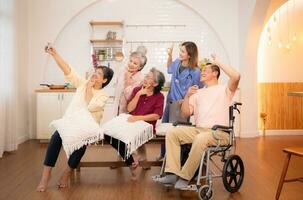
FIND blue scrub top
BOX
[167,59,202,101]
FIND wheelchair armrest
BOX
[211,125,233,132]
[173,121,193,127]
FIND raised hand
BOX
[211,53,240,93]
[211,53,221,66]
[136,86,148,96]
[45,43,56,56]
[44,43,71,75]
[125,70,133,79]
[87,78,96,88]
[167,44,174,57]
[186,85,199,98]
[166,44,174,67]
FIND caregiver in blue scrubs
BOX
[157,41,202,161]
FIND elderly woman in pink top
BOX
[114,46,147,115]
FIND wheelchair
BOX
[156,102,244,200]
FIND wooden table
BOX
[77,136,165,170]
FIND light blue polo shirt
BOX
[167,59,202,101]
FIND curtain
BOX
[0,0,18,157]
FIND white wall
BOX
[181,0,240,69]
[27,0,254,138]
[43,0,230,95]
[258,0,303,83]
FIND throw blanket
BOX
[102,113,153,157]
[50,108,104,158]
[156,123,174,136]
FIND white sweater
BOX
[64,68,109,123]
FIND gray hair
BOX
[150,68,165,93]
[136,45,147,56]
[130,51,147,70]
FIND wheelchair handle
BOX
[233,102,242,114]
[234,102,242,106]
[173,121,193,127]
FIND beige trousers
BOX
[165,126,229,180]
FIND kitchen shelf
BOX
[90,20,124,66]
[126,40,183,44]
[126,24,186,28]
[90,21,124,26]
[94,46,123,62]
[94,46,122,49]
[90,39,123,43]
[97,59,117,62]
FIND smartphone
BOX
[45,43,52,52]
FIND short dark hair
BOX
[206,63,220,79]
[96,66,114,88]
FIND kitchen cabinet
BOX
[36,89,115,140]
[36,92,74,140]
[100,100,115,125]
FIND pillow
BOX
[50,108,104,158]
[102,113,153,157]
[156,123,174,136]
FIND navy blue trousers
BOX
[43,131,87,169]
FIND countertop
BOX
[35,88,115,103]
[35,87,170,93]
[35,88,76,93]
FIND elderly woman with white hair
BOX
[105,67,165,180]
[113,46,148,115]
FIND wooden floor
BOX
[0,136,303,200]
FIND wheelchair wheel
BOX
[198,185,213,200]
[222,154,244,193]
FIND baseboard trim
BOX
[258,129,303,136]
[239,131,259,138]
[18,135,29,145]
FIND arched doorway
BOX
[257,0,303,135]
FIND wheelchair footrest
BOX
[184,184,198,191]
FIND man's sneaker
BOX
[152,174,178,185]
[174,178,189,190]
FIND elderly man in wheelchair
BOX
[153,54,243,199]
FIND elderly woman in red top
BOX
[104,67,165,180]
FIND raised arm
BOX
[166,46,173,67]
[45,44,71,75]
[211,54,240,93]
[127,87,147,113]
[180,85,198,118]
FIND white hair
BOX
[136,45,147,56]
[130,51,147,69]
